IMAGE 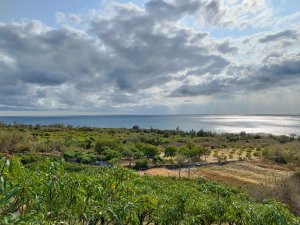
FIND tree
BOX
[134,158,149,169]
[102,147,122,161]
[175,155,187,177]
[132,125,140,131]
[120,146,143,166]
[164,146,177,157]
[180,145,205,161]
[141,144,159,158]
[94,136,119,154]
[203,148,210,161]
[84,137,94,149]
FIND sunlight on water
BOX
[0,115,299,135]
[200,115,300,135]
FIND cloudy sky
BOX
[0,0,300,115]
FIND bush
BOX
[253,151,260,157]
[274,154,288,164]
[20,154,43,165]
[254,134,261,139]
[78,153,96,164]
[277,135,290,144]
[262,148,270,157]
[153,155,164,164]
[164,146,177,157]
[246,152,252,160]
[246,173,300,216]
[132,125,140,130]
[16,144,31,153]
[94,136,119,154]
[134,158,149,169]
[63,150,78,159]
[63,150,97,164]
[140,144,159,158]
[102,147,122,161]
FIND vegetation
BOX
[0,123,299,167]
[247,172,300,216]
[0,123,299,223]
[0,157,299,224]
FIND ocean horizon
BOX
[0,114,299,136]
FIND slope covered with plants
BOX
[0,157,299,225]
[1,123,300,168]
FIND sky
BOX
[0,0,300,115]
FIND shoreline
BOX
[0,121,299,137]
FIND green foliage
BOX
[20,153,44,165]
[1,157,299,224]
[164,146,177,157]
[102,147,122,161]
[140,144,159,158]
[134,158,150,170]
[0,123,299,166]
[153,155,164,164]
[277,135,290,143]
[63,149,97,164]
[94,136,119,154]
[179,146,204,159]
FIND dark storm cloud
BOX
[172,55,300,97]
[259,29,298,43]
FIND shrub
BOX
[164,146,177,157]
[20,154,43,164]
[254,134,261,139]
[277,135,290,144]
[102,147,122,161]
[94,136,119,154]
[253,151,260,157]
[63,150,97,164]
[246,152,252,160]
[274,154,288,164]
[134,158,149,169]
[78,152,96,164]
[132,125,140,130]
[153,155,163,164]
[141,144,159,158]
[262,148,270,157]
[63,150,78,159]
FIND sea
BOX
[0,114,300,136]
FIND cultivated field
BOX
[144,160,296,186]
[144,160,300,215]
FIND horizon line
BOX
[0,113,300,117]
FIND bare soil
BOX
[143,161,297,186]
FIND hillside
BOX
[0,157,299,225]
[0,124,300,223]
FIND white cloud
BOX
[0,0,299,114]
